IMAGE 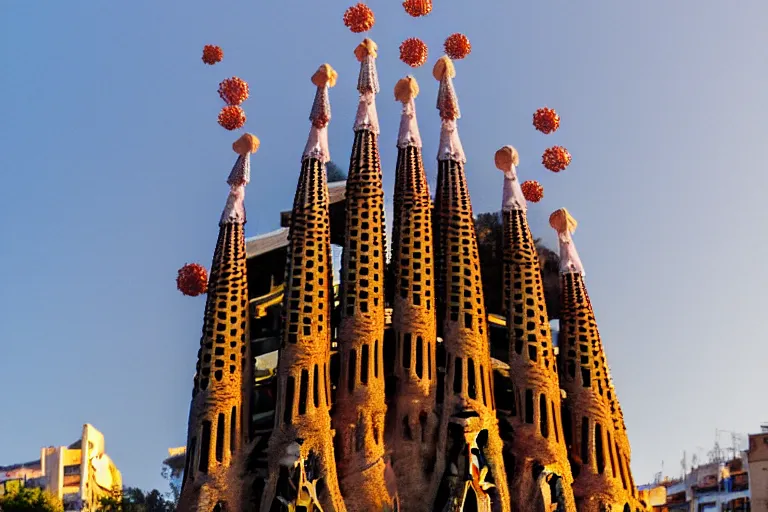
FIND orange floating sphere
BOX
[177,263,208,297]
[444,33,471,60]
[202,45,223,65]
[542,146,572,172]
[403,0,432,17]
[218,77,250,106]
[521,180,544,203]
[400,38,428,68]
[533,107,560,134]
[218,105,246,131]
[343,3,375,33]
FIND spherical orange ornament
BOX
[218,105,246,131]
[542,146,572,172]
[533,107,560,134]
[343,3,375,33]
[403,0,432,17]
[444,33,471,60]
[202,45,223,65]
[218,77,250,106]
[400,38,428,68]
[177,263,208,297]
[521,180,544,203]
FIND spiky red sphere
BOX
[533,107,560,134]
[444,33,471,60]
[521,180,544,203]
[218,106,246,131]
[343,3,375,33]
[202,45,223,65]
[542,146,572,172]
[218,77,250,106]
[403,0,432,17]
[400,38,428,68]
[177,263,208,297]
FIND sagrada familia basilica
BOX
[175,39,645,512]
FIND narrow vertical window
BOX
[607,431,617,477]
[313,365,320,408]
[427,342,432,379]
[525,389,534,424]
[467,358,476,399]
[595,423,605,474]
[361,344,369,385]
[215,413,225,463]
[580,417,589,465]
[551,402,559,443]
[284,377,295,425]
[416,336,424,379]
[403,334,412,369]
[374,340,379,378]
[230,407,237,454]
[453,358,463,394]
[539,394,549,438]
[348,350,357,393]
[199,421,211,473]
[298,369,309,415]
[480,365,487,406]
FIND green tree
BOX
[0,486,63,512]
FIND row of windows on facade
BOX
[185,407,239,480]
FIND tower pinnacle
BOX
[178,135,258,512]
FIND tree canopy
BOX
[0,487,63,512]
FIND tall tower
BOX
[331,39,393,512]
[260,64,347,512]
[496,147,576,512]
[550,209,635,512]
[178,133,259,512]
[430,56,511,512]
[389,76,439,512]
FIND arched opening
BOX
[539,394,549,438]
[525,389,534,424]
[595,423,605,474]
[215,413,225,463]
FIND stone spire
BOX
[331,39,394,511]
[178,133,259,512]
[430,56,511,512]
[260,64,347,512]
[388,76,439,512]
[496,146,576,512]
[550,209,637,512]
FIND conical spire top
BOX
[549,208,585,275]
[353,39,380,134]
[494,145,526,212]
[220,133,259,225]
[394,76,422,148]
[304,64,337,163]
[433,56,465,162]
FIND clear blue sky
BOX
[1,0,767,493]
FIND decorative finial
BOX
[304,64,337,163]
[395,76,422,149]
[354,39,380,134]
[495,145,525,211]
[549,208,585,275]
[434,56,464,162]
[221,134,259,225]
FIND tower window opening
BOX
[403,334,412,369]
[374,340,379,378]
[215,413,225,463]
[539,394,549,438]
[324,363,330,406]
[348,350,357,393]
[299,369,309,415]
[200,421,211,473]
[607,431,617,477]
[453,358,463,394]
[427,342,432,379]
[580,417,589,466]
[581,368,591,387]
[551,402,559,443]
[525,389,534,424]
[562,404,572,449]
[480,365,487,406]
[313,365,320,408]
[284,377,295,425]
[186,437,196,484]
[618,453,629,489]
[361,344,369,385]
[416,336,424,379]
[595,422,605,474]
[467,358,477,399]
[230,407,237,454]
